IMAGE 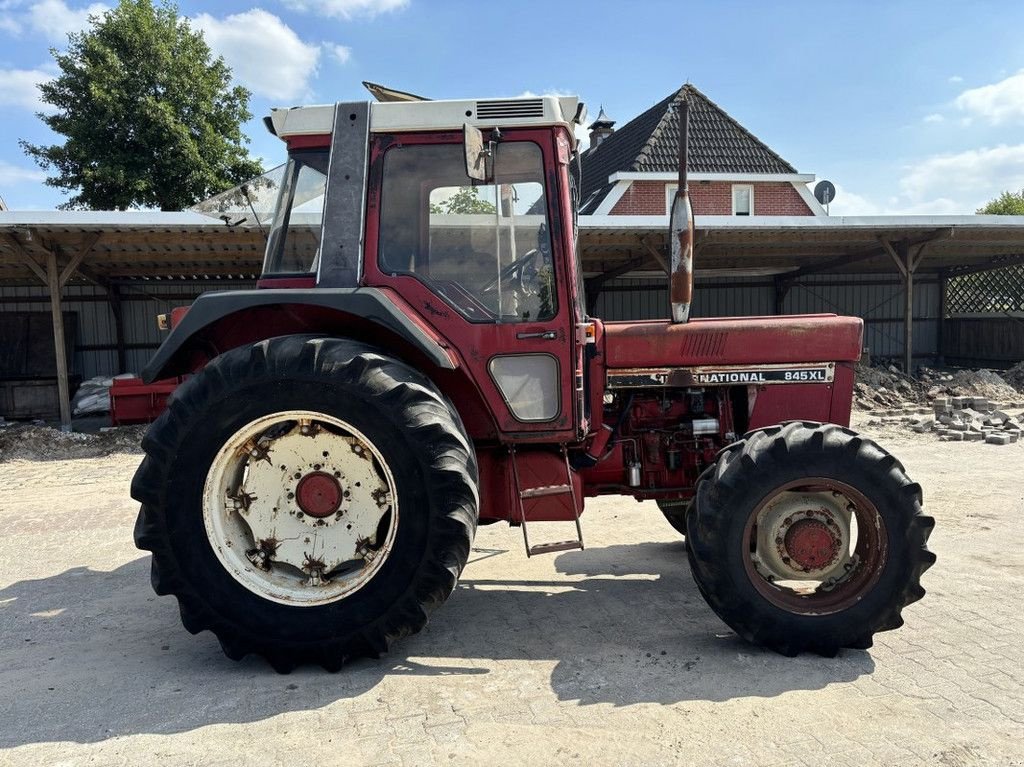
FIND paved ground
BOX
[1,417,1023,766]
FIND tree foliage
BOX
[977,189,1024,215]
[21,0,263,210]
[430,187,497,215]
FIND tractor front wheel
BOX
[131,336,478,671]
[686,422,935,656]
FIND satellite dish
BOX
[814,180,837,207]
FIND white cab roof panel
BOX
[269,95,580,144]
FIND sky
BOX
[1,0,1024,215]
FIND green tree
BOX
[21,0,262,210]
[977,190,1024,215]
[430,187,497,215]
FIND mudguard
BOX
[141,287,456,382]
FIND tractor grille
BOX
[475,99,546,120]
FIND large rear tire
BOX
[686,421,934,656]
[131,336,478,672]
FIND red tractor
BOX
[132,89,934,671]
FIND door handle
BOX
[516,330,558,340]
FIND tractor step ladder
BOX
[509,445,584,557]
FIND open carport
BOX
[2,211,1023,427]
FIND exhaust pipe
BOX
[669,96,694,323]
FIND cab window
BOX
[379,141,556,323]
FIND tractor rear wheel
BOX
[686,422,934,656]
[131,336,478,671]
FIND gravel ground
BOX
[1,415,1022,766]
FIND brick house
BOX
[580,84,825,217]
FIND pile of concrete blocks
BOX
[913,396,1024,444]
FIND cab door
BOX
[364,130,579,441]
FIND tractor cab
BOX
[259,96,594,441]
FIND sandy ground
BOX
[1,415,1022,766]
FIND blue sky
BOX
[1,0,1023,214]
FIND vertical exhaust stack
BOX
[669,96,695,323]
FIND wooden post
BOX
[46,249,72,430]
[7,232,102,430]
[773,276,792,315]
[108,283,127,373]
[900,240,914,375]
[937,270,948,365]
[880,237,921,376]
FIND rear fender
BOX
[143,287,453,380]
[143,288,499,439]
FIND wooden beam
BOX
[58,232,103,287]
[785,244,889,279]
[946,253,1024,277]
[637,237,669,274]
[46,249,72,429]
[879,237,907,278]
[583,256,646,315]
[2,233,49,284]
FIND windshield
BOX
[190,164,285,228]
[379,141,556,323]
[262,149,329,275]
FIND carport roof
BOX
[1,211,1024,283]
[580,214,1024,277]
[0,211,266,282]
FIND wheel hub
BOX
[203,411,398,606]
[784,518,840,570]
[295,471,343,518]
[743,479,889,615]
[751,490,854,584]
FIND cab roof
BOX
[268,95,584,147]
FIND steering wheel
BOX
[481,249,540,295]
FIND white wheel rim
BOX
[750,489,856,593]
[202,410,399,606]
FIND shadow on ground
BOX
[1,541,873,746]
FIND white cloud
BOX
[283,0,408,19]
[948,75,963,84]
[954,70,1024,125]
[900,144,1024,212]
[27,0,108,41]
[326,43,351,64]
[923,113,944,124]
[0,160,46,186]
[819,145,1024,216]
[0,67,55,111]
[824,183,886,216]
[193,9,321,102]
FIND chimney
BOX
[588,105,616,149]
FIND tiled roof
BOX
[580,84,798,214]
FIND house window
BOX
[732,185,753,216]
[665,184,678,214]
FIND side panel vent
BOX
[680,332,729,360]
[476,99,545,120]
